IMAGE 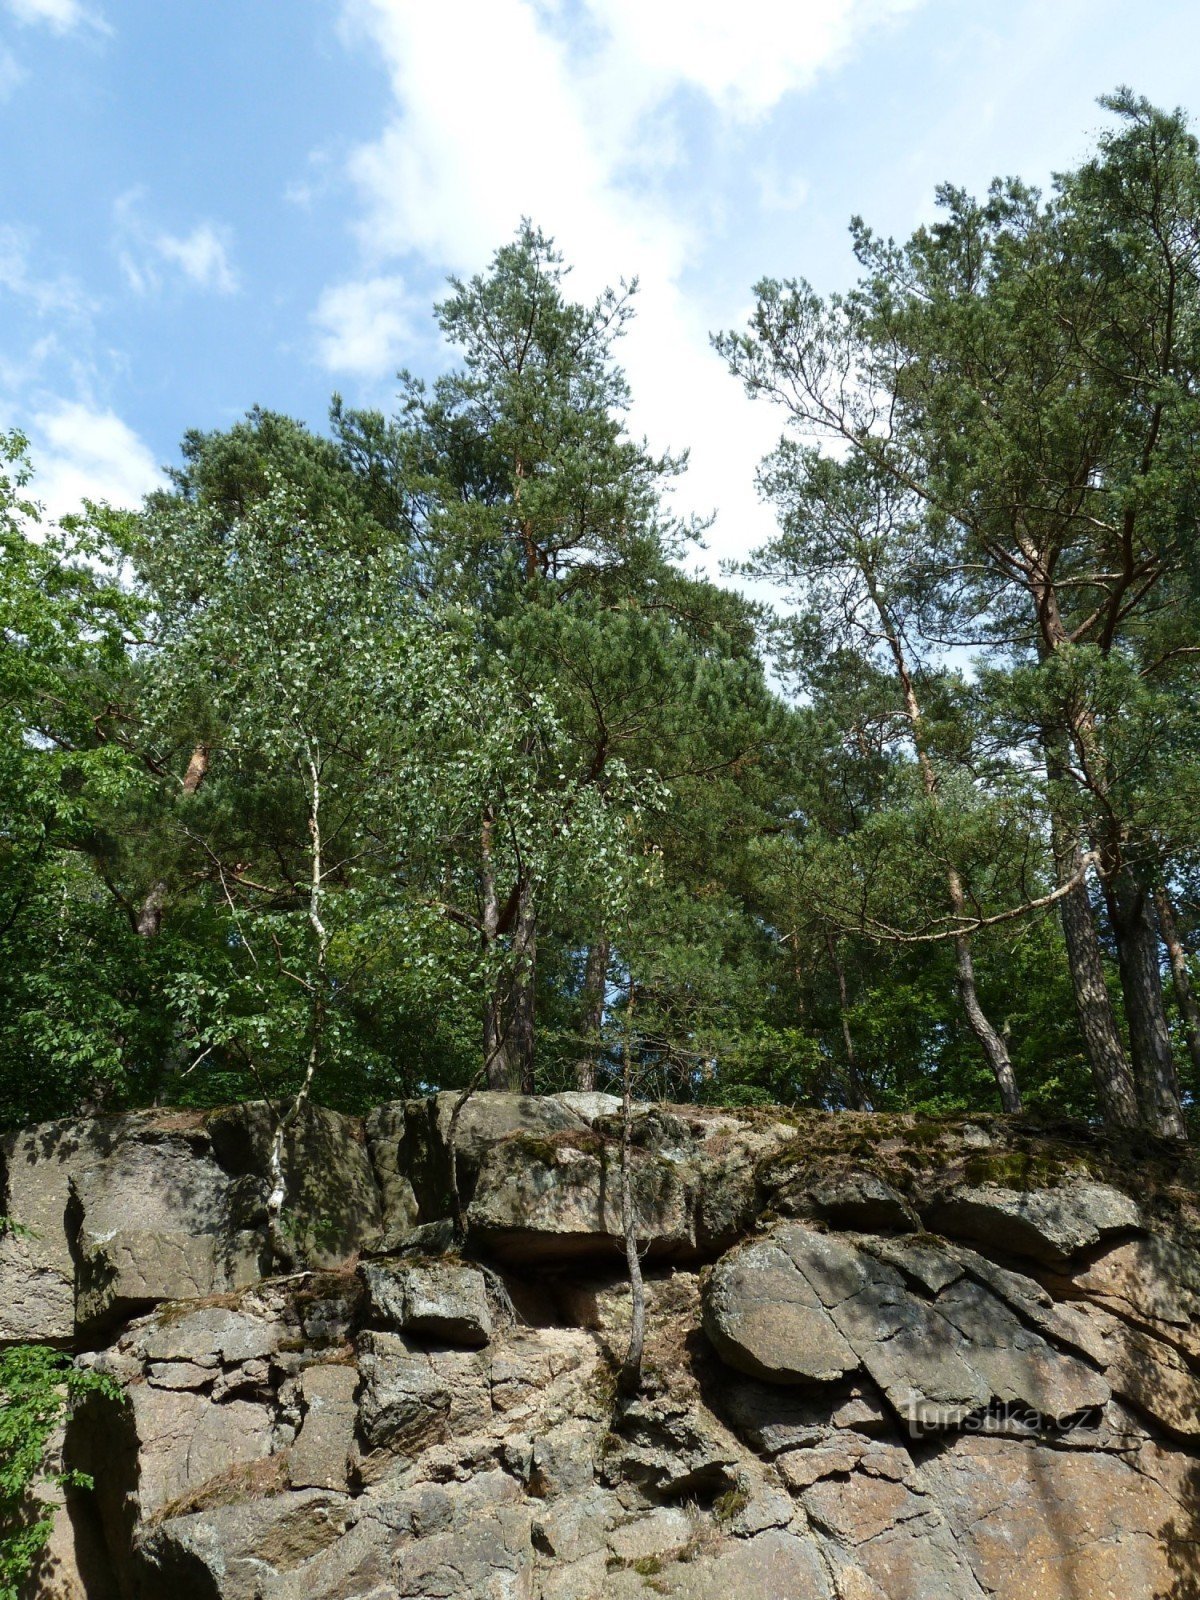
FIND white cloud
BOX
[29,400,163,518]
[581,0,923,119]
[0,224,95,319]
[313,274,416,377]
[329,0,923,571]
[154,223,238,294]
[0,45,25,99]
[5,0,107,34]
[758,169,812,212]
[114,191,239,296]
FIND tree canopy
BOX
[3,102,1199,1139]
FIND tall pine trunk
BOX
[1155,886,1200,1083]
[576,935,609,1092]
[825,930,869,1110]
[480,806,513,1090]
[509,880,537,1095]
[866,575,1021,1113]
[1042,738,1139,1130]
[137,743,210,937]
[1105,867,1187,1139]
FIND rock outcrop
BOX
[4,1095,1199,1599]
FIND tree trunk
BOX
[618,981,646,1397]
[483,997,511,1091]
[481,899,535,1095]
[266,743,328,1268]
[951,921,1021,1114]
[866,575,1021,1113]
[1155,886,1200,1082]
[1105,868,1187,1139]
[136,743,210,937]
[1041,734,1140,1130]
[480,806,513,1090]
[576,935,609,1092]
[509,879,537,1095]
[824,930,869,1110]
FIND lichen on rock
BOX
[4,1094,1199,1600]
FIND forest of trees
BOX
[2,91,1199,1142]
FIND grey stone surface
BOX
[704,1220,1116,1433]
[289,1363,359,1490]
[2,1105,380,1346]
[6,1099,1198,1600]
[360,1258,492,1345]
[467,1131,696,1262]
[925,1180,1142,1264]
[702,1235,859,1383]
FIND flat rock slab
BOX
[289,1364,359,1490]
[360,1258,492,1345]
[466,1134,695,1263]
[924,1181,1141,1265]
[704,1222,1112,1432]
[1,1105,380,1345]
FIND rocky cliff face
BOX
[4,1093,1199,1600]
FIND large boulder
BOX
[360,1258,493,1346]
[366,1092,589,1233]
[700,1233,858,1384]
[0,1106,381,1344]
[466,1130,695,1262]
[924,1180,1141,1265]
[704,1222,1111,1432]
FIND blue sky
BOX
[6,0,1200,567]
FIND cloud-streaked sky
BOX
[5,0,1200,562]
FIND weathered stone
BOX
[925,1180,1141,1265]
[1,1117,130,1345]
[806,1171,919,1233]
[804,1465,984,1600]
[467,1132,695,1262]
[140,1303,281,1367]
[606,1506,694,1562]
[706,1221,1116,1436]
[2,1105,379,1347]
[603,1394,743,1501]
[136,1490,359,1600]
[720,1376,889,1455]
[13,1420,119,1600]
[615,1529,834,1600]
[1084,1306,1200,1437]
[391,1506,533,1597]
[362,1103,421,1242]
[289,1364,358,1490]
[369,1092,588,1227]
[1069,1232,1200,1329]
[360,1258,492,1345]
[529,1422,596,1497]
[5,1097,1198,1600]
[862,1234,965,1295]
[932,1278,1110,1422]
[353,1329,452,1472]
[205,1102,382,1271]
[702,1235,859,1384]
[93,1382,275,1520]
[0,1248,75,1348]
[550,1091,624,1125]
[532,1489,617,1574]
[923,1433,1194,1600]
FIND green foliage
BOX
[2,128,1200,1136]
[0,1343,118,1600]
